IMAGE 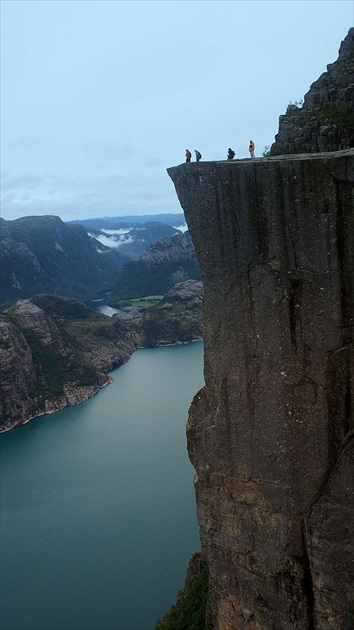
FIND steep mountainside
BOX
[108,231,200,304]
[0,295,138,432]
[168,149,354,629]
[0,215,125,309]
[115,279,203,347]
[271,28,354,155]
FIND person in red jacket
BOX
[249,140,255,158]
[185,149,192,162]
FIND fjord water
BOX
[0,342,204,630]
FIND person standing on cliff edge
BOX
[249,140,255,158]
[185,149,191,163]
[195,150,202,162]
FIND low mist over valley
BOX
[0,211,203,430]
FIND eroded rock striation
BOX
[271,28,354,155]
[168,149,354,629]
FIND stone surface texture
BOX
[168,149,354,629]
[271,28,354,155]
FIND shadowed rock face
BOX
[168,150,354,629]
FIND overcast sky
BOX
[1,0,353,222]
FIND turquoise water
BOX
[0,342,204,630]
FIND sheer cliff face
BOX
[168,150,354,629]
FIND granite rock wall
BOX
[168,149,354,629]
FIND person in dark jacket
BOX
[185,149,192,162]
[195,150,202,162]
[227,148,235,160]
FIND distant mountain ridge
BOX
[87,222,182,259]
[108,231,200,304]
[0,214,188,310]
[68,213,185,229]
[0,215,125,309]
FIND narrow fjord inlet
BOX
[0,342,204,630]
[1,6,353,629]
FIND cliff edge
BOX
[168,149,354,629]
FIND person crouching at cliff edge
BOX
[249,140,255,158]
[227,148,235,160]
[185,149,191,163]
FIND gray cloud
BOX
[3,136,41,152]
[1,172,46,191]
[82,139,137,165]
[0,177,181,222]
[1,0,350,224]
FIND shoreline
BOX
[1,336,203,434]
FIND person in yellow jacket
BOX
[249,140,255,158]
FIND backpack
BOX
[196,151,201,160]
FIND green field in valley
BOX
[119,295,163,308]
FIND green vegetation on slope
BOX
[1,294,139,430]
[155,564,209,630]
[21,329,72,397]
[109,259,200,303]
[117,280,203,347]
[0,215,124,309]
[116,295,163,308]
[282,103,354,128]
[108,232,200,305]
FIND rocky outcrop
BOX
[0,295,139,432]
[115,279,203,346]
[168,150,354,629]
[108,231,200,304]
[141,232,195,268]
[271,28,354,155]
[0,315,38,424]
[0,281,203,432]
